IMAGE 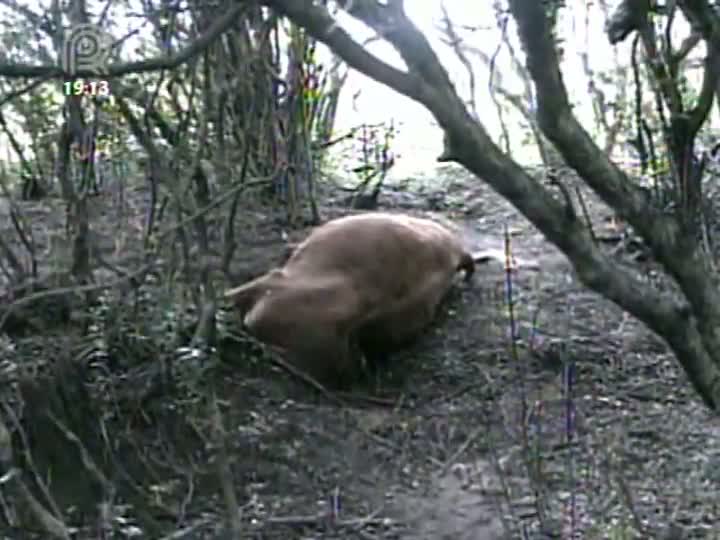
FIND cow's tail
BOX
[457,251,475,282]
[470,248,541,272]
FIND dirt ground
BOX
[207,167,720,539]
[2,165,720,539]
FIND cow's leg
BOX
[359,271,449,353]
[286,325,362,388]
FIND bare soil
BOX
[2,166,719,539]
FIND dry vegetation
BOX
[0,166,717,539]
[0,0,720,538]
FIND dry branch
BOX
[259,0,720,409]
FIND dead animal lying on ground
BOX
[224,212,491,386]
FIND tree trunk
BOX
[260,0,720,411]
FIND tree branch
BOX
[259,0,693,330]
[507,1,687,259]
[677,1,720,137]
[510,0,720,381]
[258,0,424,102]
[0,2,247,79]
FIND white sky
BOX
[332,1,706,177]
[0,1,709,178]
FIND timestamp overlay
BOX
[61,24,112,99]
[62,23,112,76]
[62,80,112,97]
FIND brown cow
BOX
[223,212,475,386]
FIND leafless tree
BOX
[257,0,720,411]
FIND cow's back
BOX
[225,212,474,386]
[285,213,468,301]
